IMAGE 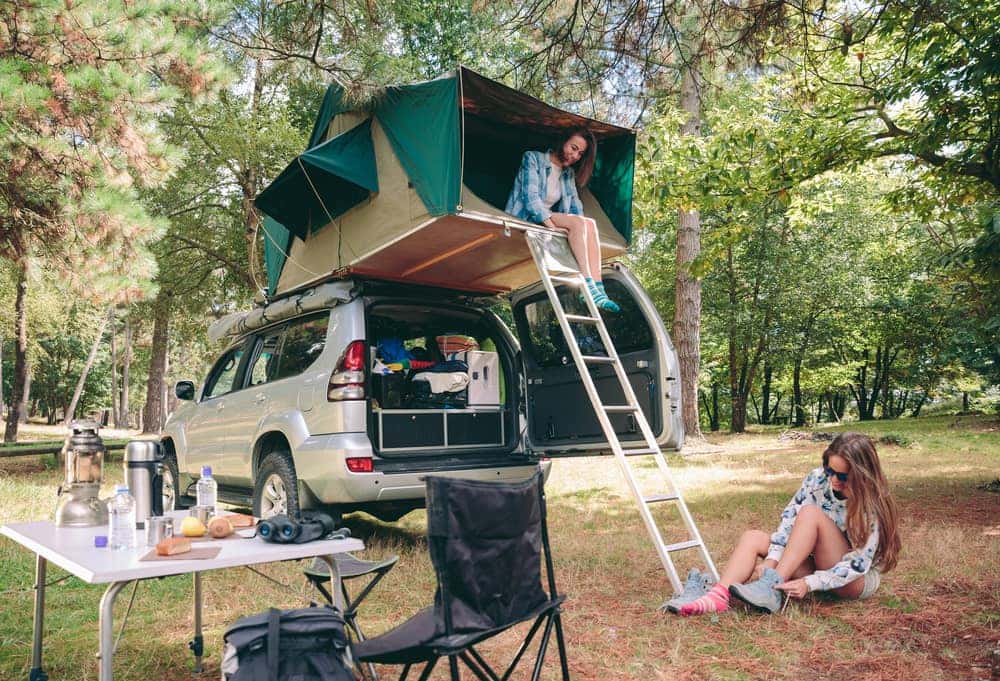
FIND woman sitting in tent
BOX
[505,129,620,312]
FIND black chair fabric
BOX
[354,470,569,680]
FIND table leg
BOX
[29,554,47,681]
[98,581,130,681]
[315,556,345,612]
[189,571,204,673]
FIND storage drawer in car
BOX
[380,412,445,449]
[446,411,503,446]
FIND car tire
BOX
[253,451,300,519]
[161,452,191,511]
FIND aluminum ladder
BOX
[524,231,719,593]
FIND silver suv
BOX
[162,264,683,520]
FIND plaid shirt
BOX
[505,150,584,224]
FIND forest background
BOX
[1,0,997,443]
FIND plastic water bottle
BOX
[108,485,136,551]
[196,466,218,515]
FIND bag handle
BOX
[266,608,281,681]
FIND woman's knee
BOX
[795,504,826,524]
[739,529,770,552]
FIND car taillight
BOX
[345,457,373,473]
[328,340,366,401]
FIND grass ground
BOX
[1,414,997,680]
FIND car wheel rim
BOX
[162,467,176,512]
[261,474,287,518]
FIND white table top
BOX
[0,511,364,584]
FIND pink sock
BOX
[679,583,730,616]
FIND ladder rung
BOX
[643,493,679,504]
[604,405,638,413]
[564,314,599,323]
[581,355,614,364]
[549,274,583,286]
[664,539,702,553]
[621,447,658,456]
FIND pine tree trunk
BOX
[761,362,773,425]
[672,56,704,442]
[63,308,112,425]
[142,297,170,434]
[711,382,720,432]
[20,363,31,424]
[0,338,5,419]
[792,358,805,426]
[121,317,132,428]
[110,310,120,428]
[161,351,171,426]
[731,394,747,432]
[4,259,29,443]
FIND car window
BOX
[246,330,283,387]
[519,280,652,368]
[273,313,329,380]
[203,345,247,399]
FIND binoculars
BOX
[257,511,339,544]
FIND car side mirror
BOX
[175,380,196,401]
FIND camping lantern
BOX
[54,421,109,527]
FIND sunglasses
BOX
[823,466,849,483]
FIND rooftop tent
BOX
[256,118,379,241]
[258,66,636,298]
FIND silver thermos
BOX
[124,440,164,529]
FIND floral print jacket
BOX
[767,467,880,592]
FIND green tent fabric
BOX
[374,77,461,216]
[255,118,379,242]
[262,83,347,295]
[263,215,293,294]
[308,84,345,150]
[588,133,635,244]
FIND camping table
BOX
[0,511,365,681]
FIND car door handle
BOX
[254,393,266,404]
[216,402,225,411]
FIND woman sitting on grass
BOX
[505,127,620,312]
[668,432,901,615]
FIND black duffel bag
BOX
[222,605,354,681]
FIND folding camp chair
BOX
[353,470,570,681]
[304,552,400,680]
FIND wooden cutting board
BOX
[139,546,222,561]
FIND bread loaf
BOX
[225,513,256,528]
[208,516,234,538]
[156,536,192,556]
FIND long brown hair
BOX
[559,127,597,188]
[823,433,901,572]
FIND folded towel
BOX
[412,371,470,393]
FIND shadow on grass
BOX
[341,512,426,549]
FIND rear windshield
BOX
[518,279,653,368]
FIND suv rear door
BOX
[511,262,683,454]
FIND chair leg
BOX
[553,612,570,680]
[530,614,557,681]
[399,663,411,681]
[448,655,461,681]
[460,649,499,681]
[501,615,547,681]
[416,657,439,681]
